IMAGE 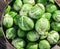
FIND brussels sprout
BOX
[49,0,54,4]
[12,38,25,49]
[42,13,51,20]
[13,0,22,11]
[6,28,16,39]
[4,5,11,14]
[40,32,48,39]
[9,11,17,18]
[29,3,45,19]
[20,4,32,16]
[26,43,38,49]
[37,0,47,5]
[51,22,60,31]
[17,28,26,37]
[23,0,35,5]
[39,40,51,49]
[35,18,50,35]
[3,14,13,28]
[14,15,20,25]
[47,30,59,44]
[52,10,60,22]
[46,4,57,13]
[27,31,39,41]
[18,16,34,31]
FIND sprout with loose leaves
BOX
[47,30,59,44]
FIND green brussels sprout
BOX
[3,14,13,28]
[37,0,47,5]
[52,10,60,22]
[39,40,51,49]
[6,28,16,39]
[35,18,50,35]
[20,4,32,16]
[9,11,17,18]
[13,0,22,11]
[17,28,26,37]
[14,15,20,25]
[26,43,38,49]
[46,4,57,13]
[51,22,60,31]
[27,31,39,41]
[18,16,34,31]
[23,0,35,5]
[29,3,45,19]
[47,30,59,44]
[40,32,48,39]
[49,0,54,4]
[4,5,11,14]
[42,13,51,20]
[12,38,25,49]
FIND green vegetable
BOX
[35,18,50,35]
[37,0,47,5]
[6,28,16,39]
[3,14,13,28]
[4,5,11,14]
[12,38,25,49]
[26,43,38,49]
[51,22,60,31]
[46,4,57,13]
[49,0,55,4]
[42,13,51,20]
[17,28,26,37]
[13,0,22,11]
[20,4,32,16]
[18,16,34,31]
[39,40,51,49]
[23,0,35,5]
[14,15,20,25]
[52,10,60,22]
[47,30,59,44]
[9,11,17,18]
[27,31,39,41]
[0,27,3,37]
[29,3,45,19]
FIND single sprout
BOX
[23,0,35,5]
[6,28,16,39]
[4,5,11,14]
[37,0,47,5]
[14,15,20,25]
[18,16,34,31]
[3,14,13,28]
[52,10,60,22]
[47,30,59,44]
[40,32,48,39]
[20,4,32,16]
[39,40,51,49]
[49,0,55,4]
[13,0,22,11]
[29,3,45,19]
[26,43,38,49]
[12,38,25,49]
[35,18,50,35]
[27,31,39,41]
[51,22,60,31]
[17,28,26,37]
[42,13,51,20]
[9,11,17,18]
[46,4,57,13]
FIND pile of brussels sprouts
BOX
[2,0,60,49]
